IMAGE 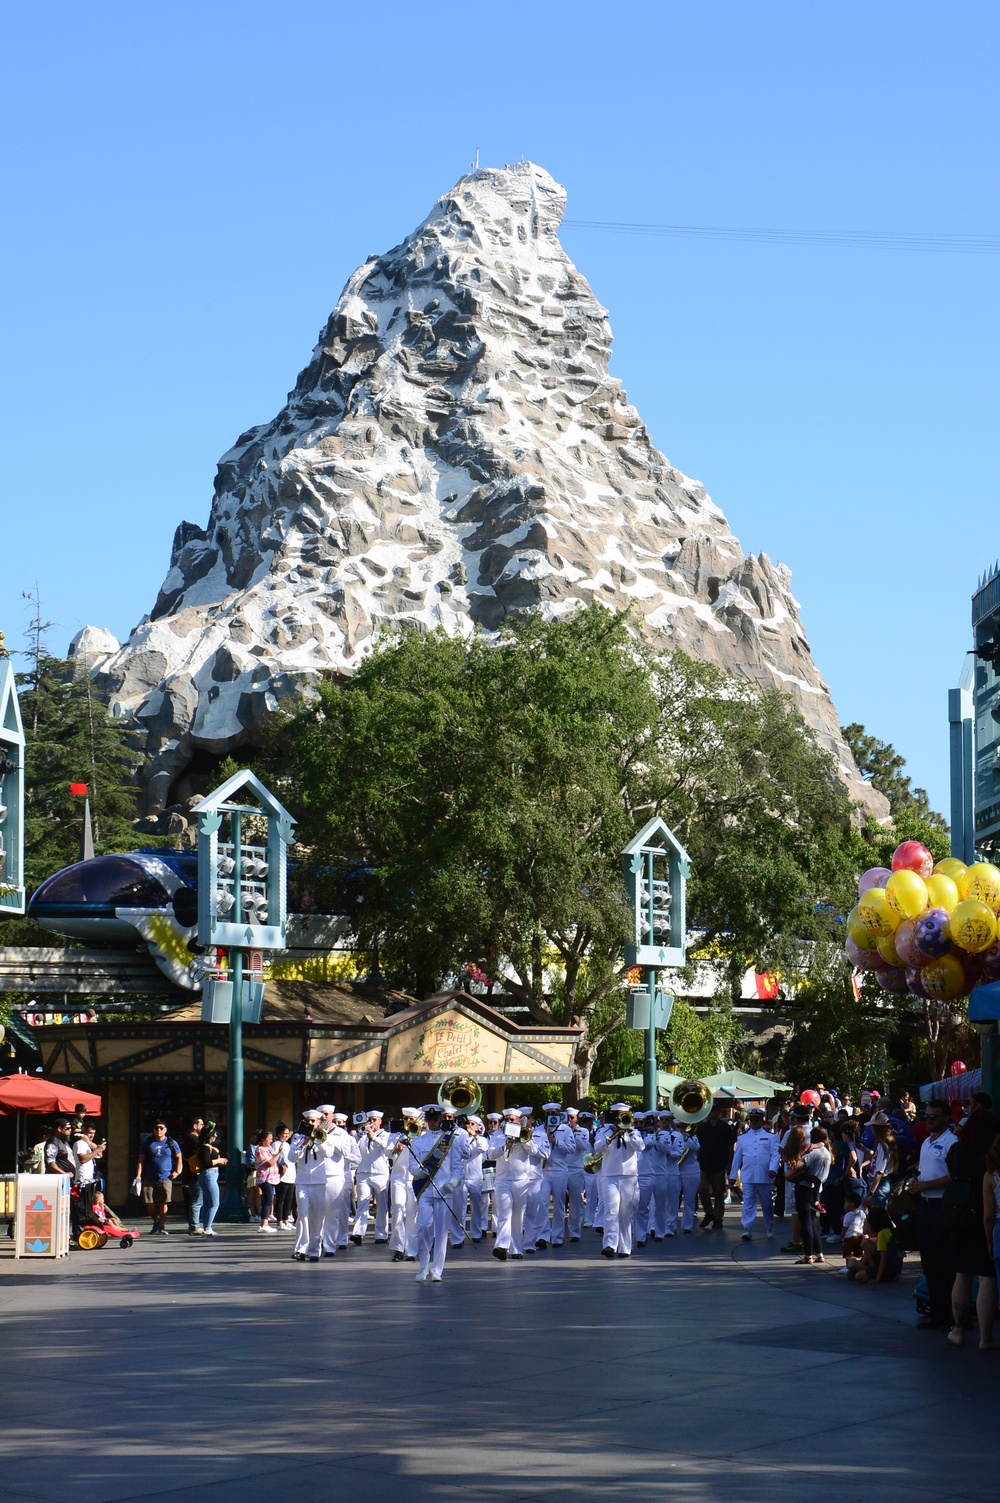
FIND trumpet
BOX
[309,1125,328,1143]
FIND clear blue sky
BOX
[3,1,998,819]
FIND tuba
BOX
[437,1075,482,1116]
[669,1079,713,1125]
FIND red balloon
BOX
[950,1060,968,1076]
[799,1089,820,1106]
[892,841,934,880]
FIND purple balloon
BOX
[846,936,881,970]
[894,919,923,968]
[906,965,931,999]
[915,907,951,960]
[859,866,893,897]
[875,964,908,994]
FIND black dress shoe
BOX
[307,1256,320,1263]
[350,1234,363,1245]
[405,1255,417,1262]
[291,1252,306,1262]
[374,1238,389,1245]
[524,1246,535,1254]
[492,1246,507,1261]
[536,1239,547,1249]
[511,1253,523,1259]
[391,1251,404,1263]
[601,1247,616,1259]
[701,1215,713,1228]
[616,1251,630,1258]
[570,1236,581,1243]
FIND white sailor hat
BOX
[610,1102,630,1113]
[421,1103,440,1113]
[747,1106,766,1118]
[518,1105,533,1115]
[542,1102,561,1111]
[366,1109,383,1119]
[502,1107,521,1119]
[486,1112,501,1122]
[467,1115,484,1127]
[303,1109,322,1120]
[317,1103,336,1114]
[402,1107,421,1119]
[333,1112,348,1123]
[657,1109,674,1119]
[564,1105,579,1115]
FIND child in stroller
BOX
[71,1183,140,1249]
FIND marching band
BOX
[286,1081,716,1281]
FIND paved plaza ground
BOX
[1,1213,996,1503]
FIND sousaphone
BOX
[437,1075,482,1115]
[669,1078,713,1124]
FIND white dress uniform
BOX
[635,1119,660,1243]
[321,1123,360,1254]
[454,1122,488,1243]
[489,1118,548,1257]
[289,1128,335,1259]
[388,1113,421,1259]
[658,1123,684,1235]
[677,1129,702,1232]
[593,1115,644,1255]
[561,1119,590,1241]
[729,1122,779,1236]
[352,1117,392,1242]
[544,1121,582,1246]
[524,1120,551,1247]
[410,1124,467,1280]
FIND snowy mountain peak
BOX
[98,162,885,821]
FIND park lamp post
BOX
[623,817,690,1113]
[193,770,295,1216]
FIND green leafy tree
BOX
[781,939,902,1098]
[264,606,862,1098]
[842,722,948,835]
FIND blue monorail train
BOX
[29,850,201,988]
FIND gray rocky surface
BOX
[95,162,884,817]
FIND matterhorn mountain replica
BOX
[94,162,884,822]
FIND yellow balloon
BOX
[921,952,966,1000]
[924,873,960,913]
[949,899,997,954]
[876,933,903,967]
[858,887,898,939]
[847,905,874,948]
[960,862,1000,908]
[885,869,929,922]
[934,857,968,884]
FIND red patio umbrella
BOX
[0,1076,102,1115]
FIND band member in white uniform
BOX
[677,1125,702,1233]
[594,1104,644,1257]
[409,1104,467,1282]
[521,1107,549,1250]
[490,1108,549,1260]
[352,1109,392,1244]
[658,1111,684,1236]
[562,1107,590,1242]
[541,1105,582,1247]
[388,1107,421,1262]
[453,1115,488,1245]
[484,1113,502,1234]
[290,1111,335,1262]
[729,1106,779,1239]
[635,1113,661,1245]
[320,1110,360,1255]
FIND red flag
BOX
[69,783,88,796]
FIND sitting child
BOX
[841,1190,866,1263]
[847,1206,904,1285]
[89,1190,124,1230]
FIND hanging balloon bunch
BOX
[846,842,1000,1002]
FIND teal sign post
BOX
[194,770,295,1216]
[623,817,690,1112]
[0,643,26,917]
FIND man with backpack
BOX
[135,1120,182,1236]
